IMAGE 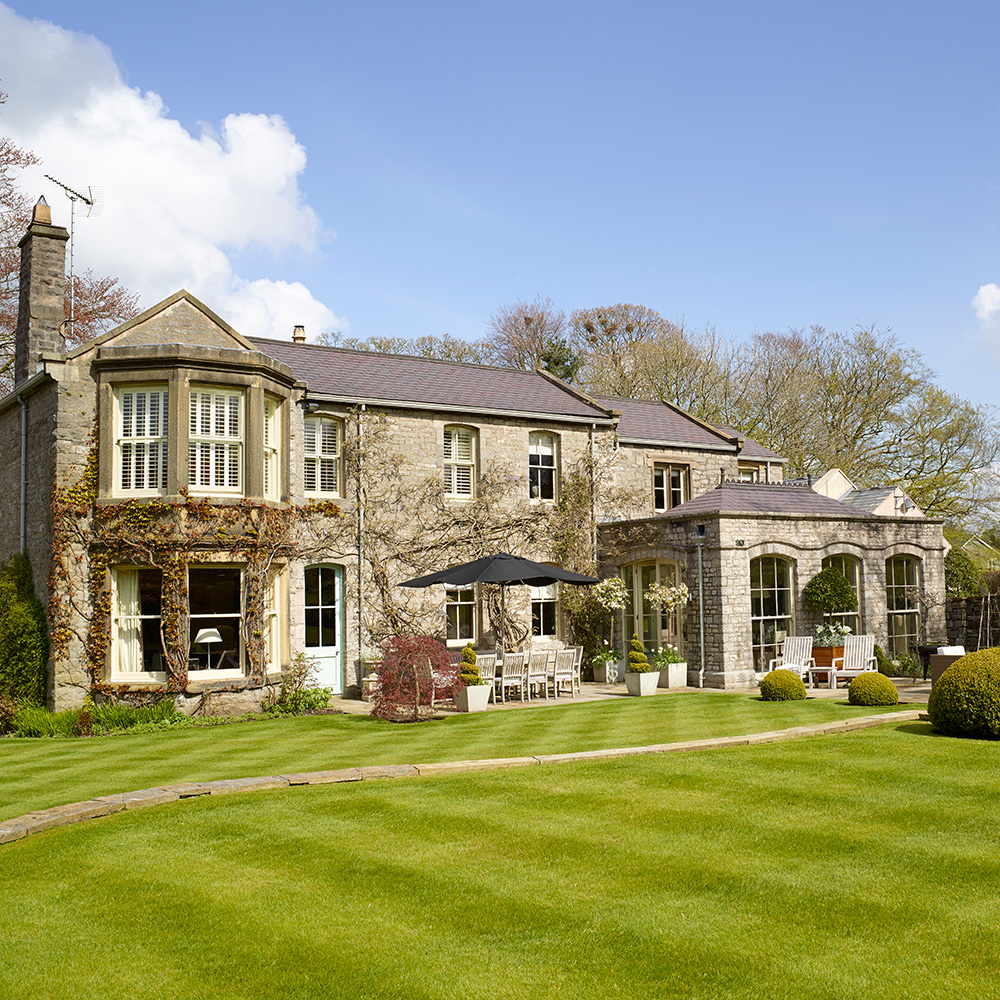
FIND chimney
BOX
[292,324,306,344]
[14,197,69,387]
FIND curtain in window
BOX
[115,569,141,673]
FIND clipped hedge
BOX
[927,648,1000,739]
[848,671,899,706]
[760,669,806,701]
[0,554,48,705]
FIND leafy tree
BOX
[945,548,983,598]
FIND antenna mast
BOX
[43,174,102,335]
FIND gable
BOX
[69,291,255,357]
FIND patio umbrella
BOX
[400,552,598,651]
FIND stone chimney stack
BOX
[14,197,69,387]
[292,324,306,343]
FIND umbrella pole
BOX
[500,584,507,655]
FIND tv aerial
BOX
[43,174,104,335]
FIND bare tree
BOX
[483,295,582,379]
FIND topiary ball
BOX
[927,649,1000,739]
[759,669,806,701]
[848,671,899,706]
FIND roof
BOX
[249,338,614,421]
[713,425,784,461]
[838,486,898,512]
[653,482,870,518]
[594,395,738,451]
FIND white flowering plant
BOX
[814,622,852,647]
[651,644,685,667]
[644,582,690,613]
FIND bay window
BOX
[111,567,164,677]
[116,386,169,495]
[189,387,243,494]
[188,566,243,675]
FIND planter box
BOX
[658,662,687,688]
[625,671,659,696]
[455,683,492,713]
[594,660,623,684]
[811,645,843,685]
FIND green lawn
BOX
[0,692,908,820]
[2,714,998,999]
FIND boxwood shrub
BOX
[848,671,898,706]
[927,648,1000,739]
[759,669,806,701]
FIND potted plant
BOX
[455,643,491,712]
[812,621,852,682]
[643,580,690,687]
[803,566,859,619]
[592,577,629,676]
[652,644,687,688]
[624,633,658,696]
[591,642,620,684]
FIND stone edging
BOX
[0,710,923,846]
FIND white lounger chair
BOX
[768,636,815,680]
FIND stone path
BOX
[0,708,924,846]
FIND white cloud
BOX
[972,283,1000,328]
[0,3,346,338]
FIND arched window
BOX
[886,555,920,657]
[444,425,476,497]
[750,556,793,672]
[821,554,861,635]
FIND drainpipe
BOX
[694,534,706,687]
[356,404,366,686]
[589,424,597,564]
[17,394,27,553]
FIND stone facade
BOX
[600,489,947,688]
[0,208,948,709]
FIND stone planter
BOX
[658,661,687,688]
[455,683,492,713]
[594,660,622,684]
[625,671,659,696]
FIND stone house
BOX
[0,202,947,705]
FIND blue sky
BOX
[2,1,1000,408]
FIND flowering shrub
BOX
[644,582,690,613]
[372,635,460,722]
[593,577,629,655]
[814,622,852,647]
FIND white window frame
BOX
[304,416,343,497]
[444,425,476,498]
[263,397,281,501]
[886,555,920,658]
[445,585,477,645]
[114,385,169,497]
[110,566,166,680]
[529,432,557,501]
[264,568,285,675]
[653,463,689,512]
[188,565,245,678]
[188,387,244,496]
[750,555,793,672]
[530,582,559,638]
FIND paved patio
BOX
[332,677,932,715]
